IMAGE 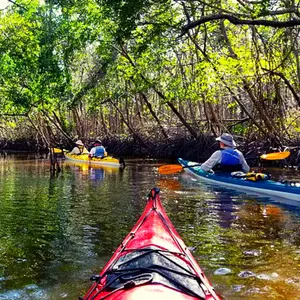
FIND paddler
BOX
[70,140,89,155]
[88,139,107,159]
[200,133,250,173]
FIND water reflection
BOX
[179,173,239,229]
[177,172,300,299]
[214,191,235,229]
[62,161,126,186]
[0,157,300,299]
[90,168,104,182]
[157,178,182,191]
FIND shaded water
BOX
[0,155,300,299]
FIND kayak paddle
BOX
[260,151,290,160]
[158,163,201,175]
[52,148,91,155]
[52,148,64,153]
[51,148,69,154]
[159,151,290,175]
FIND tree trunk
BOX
[140,92,169,139]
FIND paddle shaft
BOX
[182,164,202,168]
[158,163,203,175]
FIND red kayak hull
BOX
[81,188,221,300]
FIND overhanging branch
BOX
[182,13,300,34]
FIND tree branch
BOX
[181,13,300,35]
[262,68,300,106]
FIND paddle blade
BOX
[158,164,183,175]
[52,148,63,154]
[260,151,290,160]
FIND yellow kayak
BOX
[64,153,122,167]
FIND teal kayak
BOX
[178,158,300,201]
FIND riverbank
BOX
[1,134,299,169]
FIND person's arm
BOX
[238,151,250,172]
[70,147,79,155]
[200,151,222,172]
[103,146,107,156]
[89,147,95,159]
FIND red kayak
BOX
[81,188,221,300]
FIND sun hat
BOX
[216,133,236,148]
[75,140,84,146]
[93,139,102,145]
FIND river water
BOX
[0,155,300,299]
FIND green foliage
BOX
[0,0,299,143]
[284,109,300,138]
[97,0,171,42]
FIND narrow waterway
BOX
[0,155,300,299]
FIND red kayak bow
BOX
[81,188,221,300]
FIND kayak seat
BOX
[213,164,242,172]
[102,247,206,299]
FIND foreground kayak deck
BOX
[81,188,221,300]
[178,158,300,201]
[65,153,122,167]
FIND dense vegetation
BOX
[1,0,300,158]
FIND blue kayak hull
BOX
[178,158,300,201]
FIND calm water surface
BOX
[0,155,300,299]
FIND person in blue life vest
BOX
[88,139,107,159]
[200,133,250,173]
[70,140,89,155]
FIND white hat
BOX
[216,133,236,148]
[75,140,84,146]
[93,139,102,145]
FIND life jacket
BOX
[214,149,242,172]
[75,146,89,155]
[76,146,84,154]
[93,146,105,158]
